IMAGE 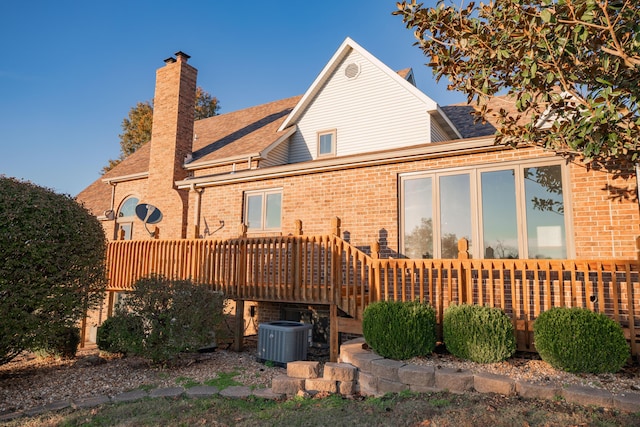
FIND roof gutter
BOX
[183,153,263,170]
[176,136,503,189]
[101,171,149,184]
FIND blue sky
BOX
[0,1,465,196]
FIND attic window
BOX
[344,62,360,79]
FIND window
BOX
[115,197,139,240]
[400,161,570,259]
[317,129,336,157]
[244,189,282,231]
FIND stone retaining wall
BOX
[272,338,640,413]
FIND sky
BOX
[0,1,466,197]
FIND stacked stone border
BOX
[272,338,640,413]
[3,337,639,422]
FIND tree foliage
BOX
[102,87,220,173]
[395,0,640,175]
[0,177,107,364]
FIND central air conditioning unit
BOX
[257,321,312,366]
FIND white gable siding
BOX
[261,140,289,167]
[289,50,432,163]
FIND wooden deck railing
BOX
[105,234,640,356]
[375,258,640,355]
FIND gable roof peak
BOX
[278,37,447,132]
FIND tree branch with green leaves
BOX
[394,0,640,177]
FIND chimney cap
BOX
[175,51,191,62]
[164,57,177,64]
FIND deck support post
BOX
[330,304,339,362]
[233,299,245,352]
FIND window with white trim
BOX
[244,189,282,231]
[400,160,570,259]
[317,129,336,157]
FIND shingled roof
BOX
[76,92,516,217]
[190,95,301,165]
[76,96,301,216]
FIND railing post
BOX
[457,238,470,303]
[371,240,380,259]
[331,217,341,237]
[457,238,469,260]
[371,240,380,302]
[238,223,247,238]
[292,238,300,298]
[294,219,303,236]
[236,224,247,298]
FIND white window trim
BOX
[317,129,337,158]
[243,188,283,232]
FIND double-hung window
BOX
[400,160,570,259]
[244,189,282,231]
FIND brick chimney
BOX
[146,51,197,238]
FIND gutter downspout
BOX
[190,183,204,238]
[108,181,117,214]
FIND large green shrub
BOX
[106,275,227,363]
[33,326,81,359]
[534,307,629,373]
[96,313,145,355]
[443,304,516,363]
[0,177,107,365]
[362,300,437,360]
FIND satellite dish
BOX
[135,203,163,224]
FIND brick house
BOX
[77,38,639,346]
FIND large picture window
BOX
[244,189,282,231]
[400,161,570,259]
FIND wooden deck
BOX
[105,233,640,361]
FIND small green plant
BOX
[534,307,629,373]
[430,398,451,408]
[362,300,437,360]
[443,304,516,363]
[204,371,243,390]
[175,376,201,389]
[264,360,276,368]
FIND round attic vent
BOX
[344,62,360,79]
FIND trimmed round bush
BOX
[534,307,629,373]
[0,177,107,365]
[443,304,516,363]
[362,300,437,360]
